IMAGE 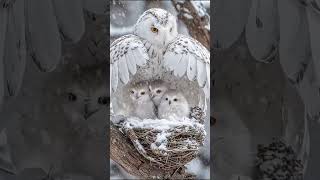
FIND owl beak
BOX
[84,104,99,120]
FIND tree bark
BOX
[110,1,210,179]
[172,0,210,49]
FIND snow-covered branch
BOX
[172,0,210,49]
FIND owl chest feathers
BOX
[132,100,156,119]
[158,102,189,119]
[133,41,165,81]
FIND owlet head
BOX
[161,90,188,108]
[149,80,169,106]
[134,8,178,48]
[52,63,108,120]
[128,82,151,103]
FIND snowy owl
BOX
[149,79,169,106]
[0,0,107,107]
[158,90,189,119]
[110,8,210,112]
[128,81,156,119]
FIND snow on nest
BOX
[124,116,205,132]
[124,116,205,155]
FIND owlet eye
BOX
[141,91,145,95]
[130,90,134,94]
[98,96,108,105]
[173,98,178,102]
[156,89,162,94]
[170,27,173,32]
[67,93,77,102]
[165,98,168,101]
[151,27,158,33]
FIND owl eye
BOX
[67,93,77,102]
[141,91,146,95]
[98,96,108,105]
[165,98,168,101]
[156,89,162,94]
[173,98,178,102]
[151,27,158,33]
[130,90,135,94]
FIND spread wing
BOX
[110,34,149,93]
[245,0,278,63]
[213,0,251,49]
[0,0,106,106]
[163,34,210,100]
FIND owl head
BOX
[160,90,188,109]
[128,81,151,104]
[134,8,178,48]
[148,80,169,106]
[49,63,108,121]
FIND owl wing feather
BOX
[306,1,320,86]
[26,0,62,72]
[0,8,8,106]
[110,34,149,92]
[52,0,85,42]
[163,34,210,99]
[245,0,278,63]
[3,0,27,96]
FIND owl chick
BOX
[158,90,189,119]
[128,82,156,119]
[149,80,169,106]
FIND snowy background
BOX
[110,1,210,179]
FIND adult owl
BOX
[110,8,210,111]
[0,0,107,108]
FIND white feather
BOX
[111,61,119,92]
[0,129,16,174]
[0,8,8,106]
[197,60,206,88]
[52,0,85,42]
[278,0,310,81]
[246,0,278,62]
[187,55,197,81]
[137,48,148,64]
[164,53,182,71]
[213,0,252,48]
[126,52,136,75]
[132,48,146,66]
[26,0,61,72]
[118,57,130,84]
[306,4,320,86]
[175,54,188,77]
[4,5,27,96]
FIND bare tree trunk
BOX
[172,0,210,49]
[110,1,210,179]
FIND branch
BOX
[172,0,210,49]
[110,122,194,179]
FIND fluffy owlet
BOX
[158,90,189,119]
[110,8,210,109]
[128,82,156,119]
[148,80,169,106]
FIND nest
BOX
[121,106,206,171]
[256,138,304,180]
